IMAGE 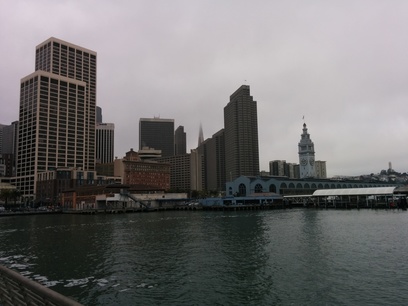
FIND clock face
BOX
[309,158,315,166]
[301,158,307,166]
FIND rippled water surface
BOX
[1,209,408,305]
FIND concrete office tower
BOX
[96,123,115,164]
[16,37,97,198]
[96,106,102,124]
[298,123,316,178]
[269,160,286,176]
[175,125,186,155]
[315,160,327,179]
[224,85,259,181]
[197,129,226,191]
[139,118,175,157]
[269,160,297,178]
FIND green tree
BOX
[9,189,22,208]
[0,189,11,206]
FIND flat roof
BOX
[313,187,396,197]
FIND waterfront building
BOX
[139,118,175,157]
[36,168,122,206]
[96,123,115,164]
[226,175,398,197]
[114,149,170,190]
[298,123,316,178]
[174,126,186,155]
[224,85,259,181]
[15,37,97,199]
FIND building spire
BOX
[198,123,204,146]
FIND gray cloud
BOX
[1,0,407,176]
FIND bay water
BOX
[1,209,407,305]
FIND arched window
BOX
[296,183,302,189]
[281,183,287,189]
[318,183,323,189]
[311,183,317,189]
[255,184,263,193]
[289,183,295,188]
[269,184,277,193]
[228,187,233,196]
[324,184,329,188]
[331,184,335,188]
[304,183,310,189]
[238,184,246,196]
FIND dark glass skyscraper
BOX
[224,85,259,181]
[174,125,186,155]
[139,118,175,157]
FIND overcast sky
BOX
[1,0,407,177]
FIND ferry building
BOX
[225,175,398,197]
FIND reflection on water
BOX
[1,209,408,305]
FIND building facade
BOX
[16,37,97,198]
[96,123,115,164]
[224,85,259,181]
[114,149,171,190]
[315,160,327,179]
[197,129,226,191]
[139,118,175,157]
[269,160,299,179]
[36,168,122,206]
[226,175,396,197]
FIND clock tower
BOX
[298,122,316,178]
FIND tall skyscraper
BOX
[0,121,18,177]
[96,123,115,164]
[224,85,259,181]
[174,125,186,155]
[16,37,97,198]
[298,123,316,178]
[139,118,174,157]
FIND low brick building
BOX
[114,149,170,191]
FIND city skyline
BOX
[1,1,408,176]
